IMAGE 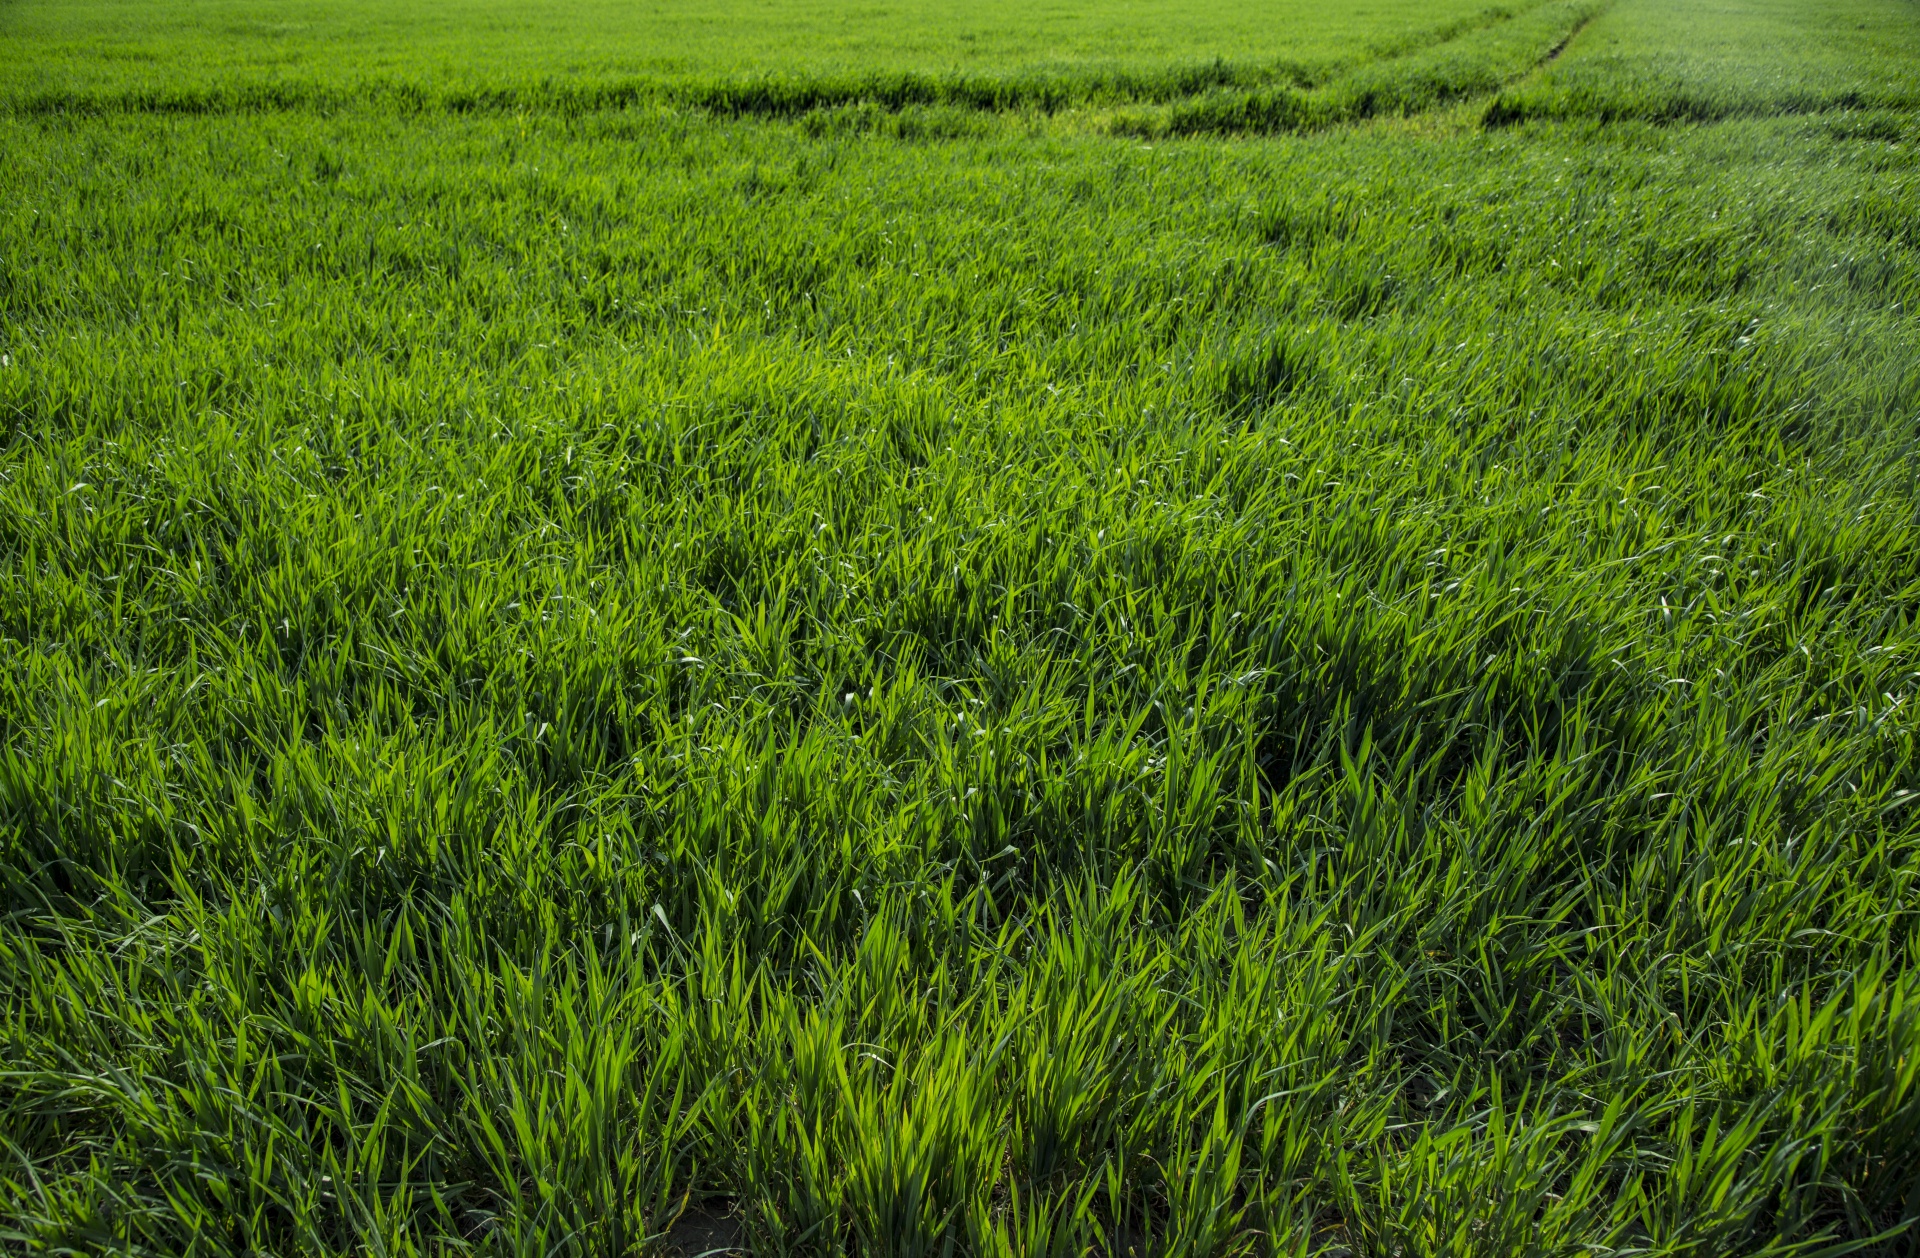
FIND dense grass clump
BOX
[2,0,1919,1253]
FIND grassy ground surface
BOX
[0,0,1519,103]
[2,0,1919,1253]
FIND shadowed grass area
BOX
[1,0,1918,1253]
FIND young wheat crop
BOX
[2,0,1918,1252]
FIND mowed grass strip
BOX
[2,0,1919,1252]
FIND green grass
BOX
[2,0,1919,1253]
[0,0,1521,108]
[1484,0,1920,123]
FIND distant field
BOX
[1486,0,1920,121]
[0,0,1520,100]
[3,0,1919,1254]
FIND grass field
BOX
[2,0,1919,1252]
[0,0,1524,102]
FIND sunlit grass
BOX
[2,0,1918,1252]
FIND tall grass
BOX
[2,0,1919,1251]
